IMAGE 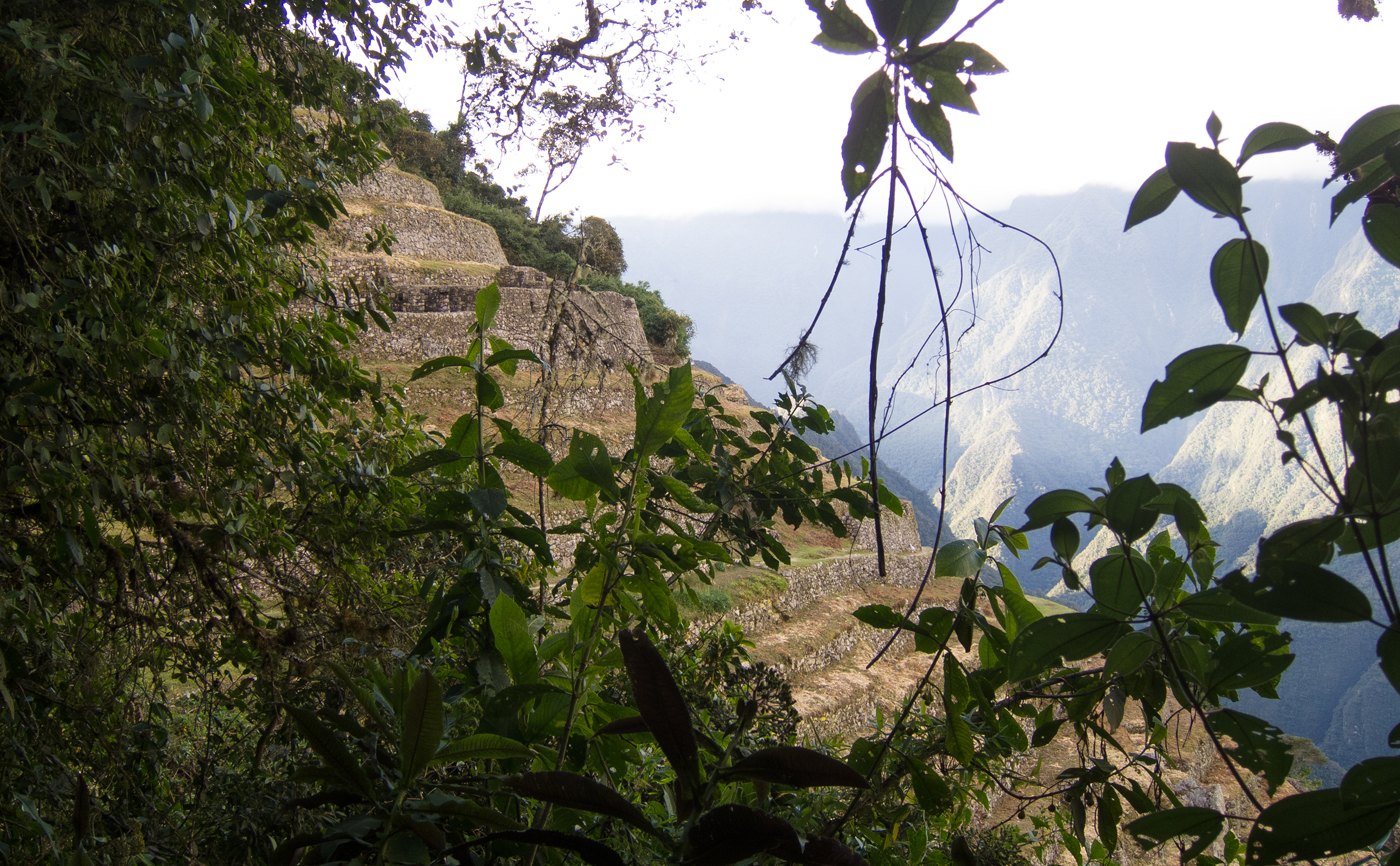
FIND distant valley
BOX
[616,180,1397,773]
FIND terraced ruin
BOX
[323,162,1316,858]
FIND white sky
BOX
[385,0,1398,219]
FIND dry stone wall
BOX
[842,502,922,554]
[324,162,653,375]
[354,280,653,372]
[328,202,509,267]
[337,164,444,209]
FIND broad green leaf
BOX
[1363,202,1400,268]
[1210,239,1269,336]
[634,364,694,458]
[997,562,1027,596]
[1104,630,1156,677]
[1102,474,1161,542]
[853,604,903,629]
[1207,710,1293,795]
[408,795,525,831]
[490,595,538,685]
[476,370,504,411]
[906,96,954,160]
[505,772,661,837]
[1206,112,1224,146]
[410,355,471,381]
[1123,167,1181,231]
[1341,755,1400,810]
[1225,561,1371,623]
[485,347,543,375]
[622,564,679,629]
[1237,122,1317,166]
[445,414,481,456]
[463,490,505,521]
[1153,559,1189,603]
[1098,785,1123,854]
[384,831,431,862]
[1089,549,1154,618]
[1330,158,1396,225]
[945,713,975,765]
[915,606,955,653]
[1127,808,1224,862]
[1141,344,1251,432]
[943,655,970,707]
[1332,105,1400,180]
[936,539,986,578]
[877,482,905,516]
[392,449,464,477]
[724,746,869,788]
[1165,141,1243,220]
[1008,613,1128,681]
[1149,482,1207,543]
[1336,508,1400,555]
[493,440,553,477]
[1379,627,1400,695]
[911,67,977,114]
[1174,588,1279,625]
[806,0,878,54]
[1208,634,1293,693]
[1022,489,1097,531]
[1277,302,1331,347]
[864,0,903,40]
[841,70,892,207]
[400,670,444,785]
[619,627,700,795]
[1001,591,1043,639]
[500,525,552,563]
[654,474,718,513]
[1247,788,1400,865]
[475,282,501,329]
[1031,718,1066,747]
[547,431,618,501]
[284,705,371,794]
[1106,458,1126,489]
[912,41,1007,74]
[1258,517,1342,567]
[907,758,954,814]
[900,0,956,46]
[1050,517,1080,562]
[433,733,534,763]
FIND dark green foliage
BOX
[581,273,695,357]
[440,178,579,278]
[0,0,447,859]
[372,99,475,189]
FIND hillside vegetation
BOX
[3,0,1400,865]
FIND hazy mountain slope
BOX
[1323,663,1400,770]
[1152,231,1400,765]
[616,181,1388,768]
[870,183,1352,533]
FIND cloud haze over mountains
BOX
[616,180,1397,771]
